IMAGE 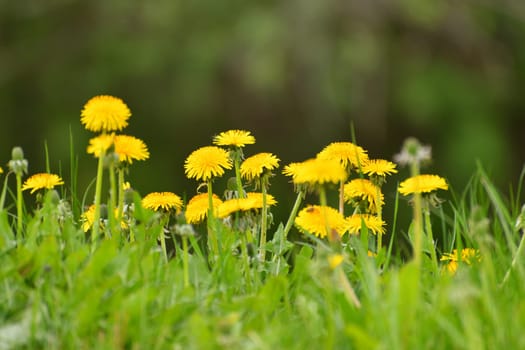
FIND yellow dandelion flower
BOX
[295,205,349,238]
[398,174,448,195]
[317,142,369,169]
[81,205,96,232]
[328,254,344,270]
[282,162,301,181]
[440,248,481,274]
[81,95,131,132]
[240,153,280,181]
[0,167,3,174]
[184,146,233,181]
[216,192,277,218]
[21,173,64,194]
[213,129,255,148]
[346,214,386,235]
[142,192,183,212]
[114,135,150,164]
[362,159,398,177]
[185,193,223,224]
[87,133,115,158]
[288,158,347,186]
[344,179,384,213]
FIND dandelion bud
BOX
[8,146,28,175]
[11,146,24,160]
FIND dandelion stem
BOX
[338,180,345,215]
[234,150,245,198]
[16,173,23,236]
[423,205,439,274]
[283,189,305,238]
[117,168,125,221]
[410,161,422,269]
[92,148,106,246]
[182,235,190,288]
[259,175,269,262]
[0,173,9,211]
[207,181,219,259]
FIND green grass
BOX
[0,164,524,349]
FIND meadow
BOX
[0,95,524,349]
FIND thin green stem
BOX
[0,173,10,211]
[240,230,253,292]
[92,148,106,247]
[338,180,345,215]
[234,151,245,198]
[410,161,422,269]
[501,228,525,286]
[182,235,190,288]
[108,161,117,237]
[207,181,219,258]
[16,173,23,236]
[423,205,439,274]
[117,168,125,221]
[259,175,268,262]
[376,185,383,251]
[283,190,305,238]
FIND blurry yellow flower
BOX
[295,205,348,238]
[328,254,344,270]
[240,152,280,181]
[87,133,115,157]
[441,248,481,274]
[114,135,150,164]
[216,192,276,218]
[398,174,448,195]
[0,167,3,174]
[22,173,64,194]
[346,214,385,235]
[344,179,383,213]
[317,142,369,169]
[213,129,255,148]
[142,192,183,212]
[81,95,131,132]
[287,158,347,186]
[362,159,398,177]
[185,193,223,224]
[81,205,96,232]
[184,146,233,181]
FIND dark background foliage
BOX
[1,0,524,226]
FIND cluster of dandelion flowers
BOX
[440,248,481,273]
[286,158,347,186]
[398,174,448,195]
[81,95,131,132]
[217,192,277,218]
[185,146,233,181]
[86,134,115,158]
[142,192,183,212]
[362,159,398,177]
[295,205,349,238]
[240,152,280,181]
[185,193,223,224]
[113,135,150,164]
[346,214,385,235]
[344,179,384,213]
[317,142,369,169]
[21,173,64,194]
[213,129,255,148]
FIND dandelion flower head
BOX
[184,146,233,181]
[317,142,369,169]
[142,192,183,212]
[398,174,448,195]
[22,173,64,194]
[362,159,398,177]
[240,152,280,181]
[114,135,150,164]
[81,95,131,132]
[185,193,223,224]
[213,129,255,148]
[288,158,347,186]
[346,214,385,235]
[217,192,276,218]
[344,179,384,213]
[81,205,96,232]
[295,205,349,238]
[87,133,115,157]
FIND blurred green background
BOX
[1,0,524,223]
